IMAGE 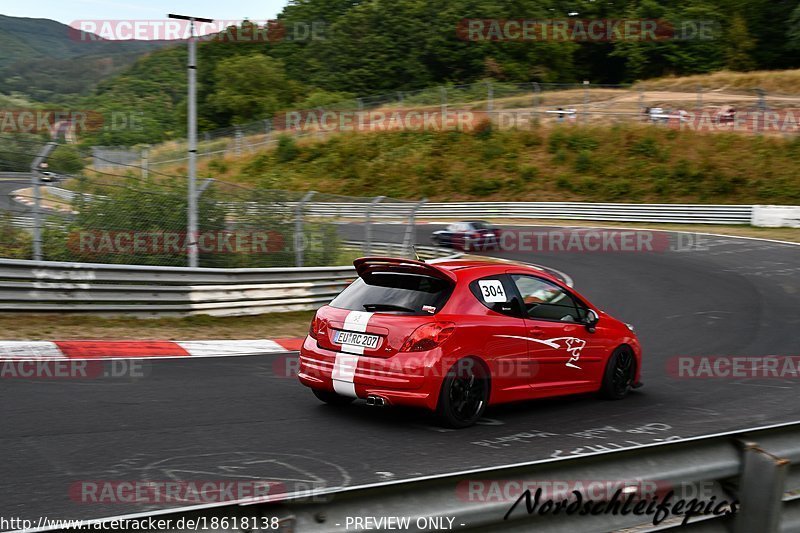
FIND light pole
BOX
[168,13,213,268]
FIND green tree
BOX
[787,2,800,52]
[724,14,756,71]
[208,54,299,122]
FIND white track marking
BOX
[175,340,286,357]
[0,341,63,359]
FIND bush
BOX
[555,175,573,190]
[520,165,539,180]
[208,158,229,173]
[519,131,542,147]
[473,118,493,139]
[603,179,633,199]
[0,213,32,259]
[469,178,502,196]
[564,131,600,152]
[629,137,659,158]
[574,151,593,173]
[276,135,299,162]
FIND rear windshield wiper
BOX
[363,303,416,313]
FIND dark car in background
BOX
[431,221,499,251]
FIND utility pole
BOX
[30,142,57,261]
[169,13,213,268]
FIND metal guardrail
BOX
[0,258,355,317]
[0,243,452,316]
[40,188,754,225]
[45,185,76,202]
[0,172,32,179]
[36,421,800,532]
[306,202,754,225]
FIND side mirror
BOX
[584,309,599,332]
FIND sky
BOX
[2,0,288,28]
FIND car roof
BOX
[427,257,561,284]
[353,256,562,286]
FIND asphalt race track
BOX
[1,223,799,526]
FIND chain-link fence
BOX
[0,142,427,267]
[98,81,795,171]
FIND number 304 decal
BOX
[478,279,506,302]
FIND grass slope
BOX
[178,124,800,205]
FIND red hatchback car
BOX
[298,257,642,428]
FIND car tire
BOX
[312,388,355,406]
[599,346,635,400]
[436,358,489,428]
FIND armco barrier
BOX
[34,421,800,532]
[39,189,757,225]
[305,202,755,225]
[0,243,452,317]
[0,244,584,316]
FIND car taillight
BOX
[308,314,318,339]
[308,313,327,340]
[400,322,456,352]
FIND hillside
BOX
[147,124,800,205]
[0,15,174,102]
[73,0,800,144]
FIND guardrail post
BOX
[696,84,703,112]
[582,80,590,123]
[234,126,243,156]
[294,191,316,267]
[364,196,385,256]
[532,82,541,107]
[30,141,57,261]
[755,88,767,136]
[733,441,790,533]
[401,199,426,259]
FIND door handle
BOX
[529,326,544,337]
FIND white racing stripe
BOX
[332,311,373,397]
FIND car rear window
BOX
[330,272,452,315]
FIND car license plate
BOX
[334,330,380,349]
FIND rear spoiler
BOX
[353,257,458,283]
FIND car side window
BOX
[469,275,521,317]
[510,274,585,323]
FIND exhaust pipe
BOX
[366,395,387,407]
